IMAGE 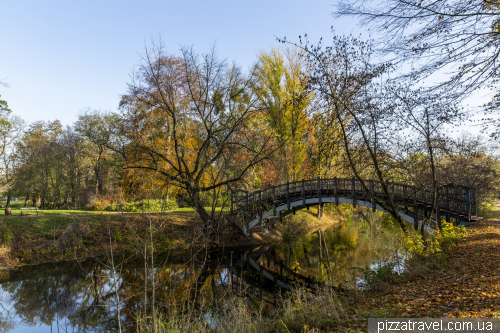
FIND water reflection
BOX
[0,209,402,332]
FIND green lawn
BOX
[2,201,101,216]
[1,200,229,217]
[481,201,500,220]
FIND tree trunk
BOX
[24,194,29,207]
[6,194,11,208]
[95,146,103,196]
[190,189,211,230]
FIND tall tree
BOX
[335,0,500,96]
[334,0,500,133]
[255,47,312,183]
[116,44,281,228]
[0,114,25,207]
[75,110,117,196]
[0,94,12,126]
[281,34,462,233]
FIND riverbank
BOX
[0,211,252,267]
[0,206,344,268]
[338,219,500,332]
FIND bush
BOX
[401,221,466,258]
[0,228,13,245]
[355,261,397,290]
[104,199,178,212]
[90,199,112,211]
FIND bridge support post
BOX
[273,186,276,216]
[318,177,322,217]
[369,180,376,212]
[334,177,339,206]
[414,190,419,230]
[403,185,408,211]
[259,191,263,225]
[466,189,472,221]
[445,188,450,223]
[473,189,477,217]
[246,194,250,220]
[302,179,305,207]
[414,209,419,230]
[352,179,357,208]
[286,182,290,211]
[437,192,442,230]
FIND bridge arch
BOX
[229,178,479,236]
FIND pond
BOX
[0,208,406,332]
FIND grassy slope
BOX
[0,210,249,267]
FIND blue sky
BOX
[0,0,362,125]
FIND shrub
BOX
[90,199,112,211]
[400,221,466,261]
[0,227,13,245]
[104,199,178,212]
[354,261,397,290]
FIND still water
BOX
[0,209,404,332]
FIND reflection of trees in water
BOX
[0,312,14,333]
[1,256,266,332]
[272,210,400,283]
[4,272,82,326]
[1,264,122,332]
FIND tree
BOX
[116,44,281,228]
[0,94,12,126]
[335,0,500,98]
[280,34,463,233]
[0,114,25,207]
[255,47,312,183]
[404,135,500,203]
[75,110,118,196]
[15,121,63,209]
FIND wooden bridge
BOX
[229,178,481,236]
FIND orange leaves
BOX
[357,221,500,323]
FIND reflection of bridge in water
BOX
[222,246,333,307]
[229,178,482,236]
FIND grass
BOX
[136,285,346,333]
[1,200,229,217]
[0,208,249,266]
[479,201,500,220]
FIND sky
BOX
[0,0,362,125]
